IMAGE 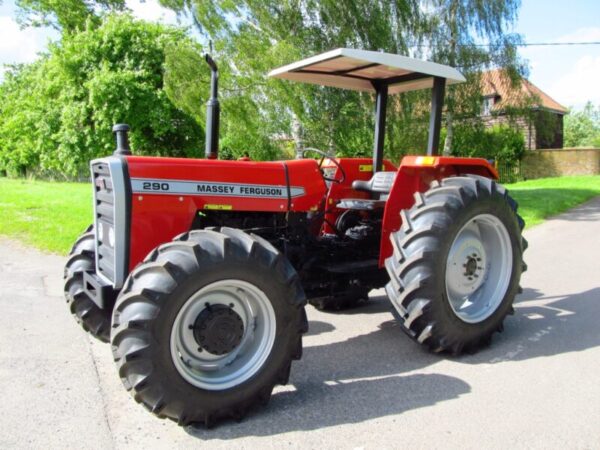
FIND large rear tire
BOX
[111,228,307,427]
[63,226,111,342]
[385,175,526,354]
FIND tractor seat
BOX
[351,171,396,195]
[337,171,397,210]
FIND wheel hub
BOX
[446,230,487,295]
[445,214,513,324]
[464,256,478,277]
[170,279,276,390]
[193,305,244,355]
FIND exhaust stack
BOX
[113,124,131,156]
[204,54,219,160]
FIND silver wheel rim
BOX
[445,213,513,324]
[170,279,276,391]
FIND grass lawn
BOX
[505,175,600,227]
[1,175,599,255]
[0,178,91,254]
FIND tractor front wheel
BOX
[111,228,307,427]
[385,175,526,354]
[63,226,111,342]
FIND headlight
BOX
[108,226,115,248]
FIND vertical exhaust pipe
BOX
[113,124,131,156]
[204,54,219,160]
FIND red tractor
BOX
[64,48,526,427]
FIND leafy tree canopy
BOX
[15,0,126,31]
[564,102,600,148]
[0,14,202,177]
[2,0,527,175]
[158,0,524,161]
[161,0,424,161]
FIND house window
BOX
[482,96,494,116]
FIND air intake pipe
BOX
[204,54,219,160]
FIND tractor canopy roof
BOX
[268,48,465,94]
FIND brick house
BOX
[481,70,568,150]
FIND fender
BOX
[379,156,498,266]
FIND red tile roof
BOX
[481,69,568,114]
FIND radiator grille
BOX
[92,161,116,283]
[91,156,129,289]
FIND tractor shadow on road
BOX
[303,319,336,336]
[462,286,600,365]
[187,296,471,439]
[187,285,600,438]
[317,296,395,315]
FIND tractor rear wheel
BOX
[111,228,307,427]
[385,175,526,354]
[63,226,111,342]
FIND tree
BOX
[415,0,523,155]
[15,0,126,31]
[159,0,523,161]
[0,63,47,176]
[0,15,203,177]
[160,0,423,161]
[564,102,600,148]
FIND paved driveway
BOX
[1,198,600,449]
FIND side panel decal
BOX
[131,178,305,198]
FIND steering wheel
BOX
[299,147,346,184]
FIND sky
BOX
[512,0,600,109]
[0,0,599,110]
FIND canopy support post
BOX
[427,76,446,156]
[373,84,388,173]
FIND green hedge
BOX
[445,124,526,164]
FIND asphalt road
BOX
[1,198,600,449]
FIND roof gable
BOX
[481,69,568,114]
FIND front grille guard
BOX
[90,157,128,290]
